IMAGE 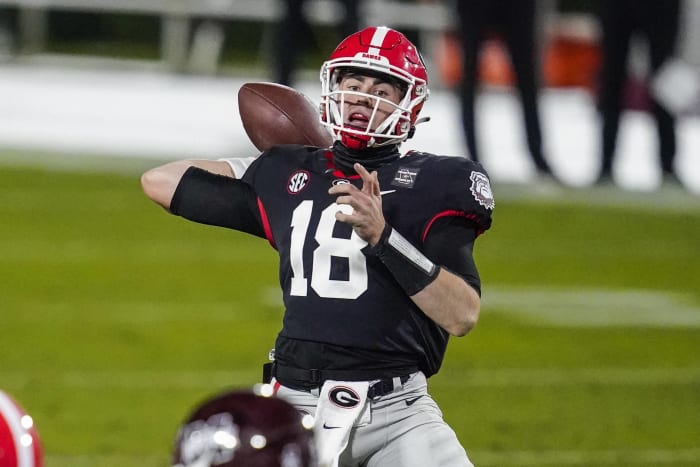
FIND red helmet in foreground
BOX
[320,26,430,149]
[172,389,316,467]
[0,391,43,467]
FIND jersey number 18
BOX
[289,200,368,299]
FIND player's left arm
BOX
[330,163,485,337]
[413,219,481,337]
[413,271,479,336]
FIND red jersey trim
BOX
[257,197,276,249]
[324,150,361,179]
[422,210,487,243]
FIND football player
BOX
[143,26,494,467]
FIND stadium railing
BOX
[0,0,455,73]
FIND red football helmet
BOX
[320,26,430,149]
[172,389,316,467]
[0,391,43,467]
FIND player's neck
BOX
[332,141,400,175]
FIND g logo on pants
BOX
[329,386,361,408]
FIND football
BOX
[238,82,333,151]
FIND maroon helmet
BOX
[172,390,316,467]
[0,390,43,467]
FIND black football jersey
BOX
[239,144,494,377]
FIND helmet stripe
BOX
[0,392,35,467]
[367,26,390,55]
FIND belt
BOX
[367,374,411,398]
[267,363,413,398]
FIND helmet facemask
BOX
[320,62,428,150]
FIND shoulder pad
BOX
[411,155,495,234]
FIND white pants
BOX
[275,372,474,467]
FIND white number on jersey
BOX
[289,201,368,299]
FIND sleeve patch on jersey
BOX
[469,171,495,210]
[391,167,420,188]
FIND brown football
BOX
[238,82,333,151]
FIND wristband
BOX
[370,224,440,296]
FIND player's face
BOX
[337,73,403,132]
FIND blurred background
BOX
[1,1,699,466]
[1,0,700,191]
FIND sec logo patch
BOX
[287,170,310,194]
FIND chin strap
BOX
[340,132,371,151]
[407,117,430,139]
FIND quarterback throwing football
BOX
[143,26,494,467]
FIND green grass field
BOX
[1,152,699,466]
